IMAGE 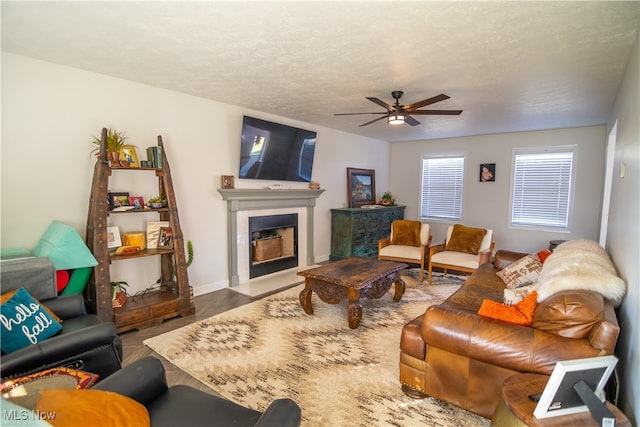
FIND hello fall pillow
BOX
[1,287,62,354]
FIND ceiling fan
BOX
[334,90,463,127]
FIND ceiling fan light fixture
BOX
[388,112,405,125]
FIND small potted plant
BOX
[111,281,129,308]
[380,192,395,206]
[147,195,167,209]
[90,128,128,166]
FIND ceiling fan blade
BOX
[404,94,450,111]
[359,115,388,127]
[366,97,395,111]
[410,109,463,115]
[405,115,421,126]
[334,112,387,116]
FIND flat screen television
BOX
[238,116,316,182]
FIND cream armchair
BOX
[428,224,494,285]
[378,220,432,281]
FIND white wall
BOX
[0,53,390,296]
[606,33,639,425]
[389,126,606,252]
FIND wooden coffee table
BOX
[297,257,408,329]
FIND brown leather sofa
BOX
[399,250,620,419]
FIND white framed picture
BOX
[106,226,122,249]
[533,355,618,419]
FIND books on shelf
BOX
[145,146,163,169]
[146,221,170,249]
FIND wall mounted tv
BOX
[239,115,317,182]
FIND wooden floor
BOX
[119,285,296,393]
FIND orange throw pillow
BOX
[478,291,538,326]
[36,389,150,427]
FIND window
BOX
[420,155,464,221]
[510,146,576,230]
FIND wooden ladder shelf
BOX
[85,128,195,333]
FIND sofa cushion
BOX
[532,290,605,339]
[496,253,543,289]
[36,389,150,427]
[390,220,422,247]
[0,287,63,354]
[445,224,487,255]
[379,245,423,261]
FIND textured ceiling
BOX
[2,1,638,142]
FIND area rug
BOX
[143,271,489,426]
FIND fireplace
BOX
[217,188,324,287]
[249,214,298,278]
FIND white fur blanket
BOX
[526,239,626,306]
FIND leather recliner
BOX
[1,256,122,381]
[94,356,302,427]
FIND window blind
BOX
[511,149,574,229]
[420,155,464,220]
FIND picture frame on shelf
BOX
[480,163,495,182]
[158,227,173,249]
[106,226,122,249]
[146,221,170,249]
[221,175,235,189]
[108,192,130,210]
[128,196,145,209]
[119,145,140,168]
[347,167,376,208]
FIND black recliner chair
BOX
[94,356,302,427]
[0,256,122,381]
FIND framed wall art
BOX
[221,175,235,189]
[347,167,376,208]
[480,163,495,182]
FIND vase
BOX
[107,151,120,167]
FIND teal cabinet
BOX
[330,206,405,260]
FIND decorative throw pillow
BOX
[478,291,538,326]
[537,249,552,263]
[0,287,63,354]
[445,224,487,255]
[496,253,543,289]
[390,220,422,247]
[36,389,150,427]
[1,288,62,323]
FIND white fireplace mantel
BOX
[218,188,325,286]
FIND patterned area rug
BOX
[144,271,489,426]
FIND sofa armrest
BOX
[94,356,168,407]
[41,294,87,320]
[1,322,118,380]
[254,398,302,427]
[493,250,528,270]
[422,303,607,375]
